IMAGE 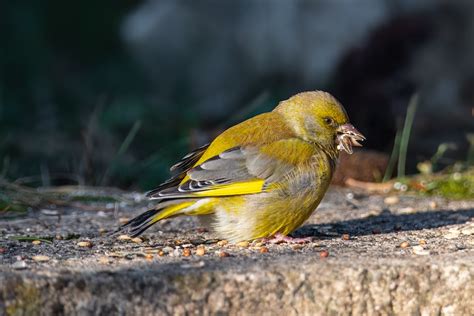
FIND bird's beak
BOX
[336,124,366,154]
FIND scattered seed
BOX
[182,248,192,257]
[429,201,437,209]
[196,247,206,256]
[292,244,304,251]
[118,217,130,224]
[400,241,410,248]
[412,245,430,256]
[259,246,269,253]
[419,239,427,245]
[319,250,329,258]
[341,234,350,241]
[131,237,143,244]
[218,251,230,257]
[98,256,111,264]
[98,228,107,235]
[145,254,154,260]
[32,255,50,262]
[117,235,131,241]
[77,241,93,248]
[217,240,229,246]
[236,241,249,248]
[158,251,165,256]
[32,240,41,245]
[384,196,399,205]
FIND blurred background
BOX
[1,0,473,191]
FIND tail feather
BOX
[116,202,195,237]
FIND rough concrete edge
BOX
[1,258,473,316]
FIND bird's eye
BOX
[324,117,334,126]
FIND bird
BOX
[118,91,365,243]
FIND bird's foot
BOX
[265,233,313,244]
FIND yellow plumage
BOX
[118,91,365,242]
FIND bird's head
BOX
[274,91,365,156]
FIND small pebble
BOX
[217,240,229,246]
[196,227,208,233]
[218,251,230,257]
[0,247,6,254]
[429,201,437,209]
[196,247,206,256]
[117,235,131,241]
[32,255,50,262]
[444,229,461,240]
[461,227,474,236]
[400,241,410,248]
[419,239,427,245]
[182,248,192,257]
[12,261,28,270]
[341,234,350,241]
[236,241,249,248]
[32,240,41,245]
[131,237,143,244]
[77,241,93,248]
[55,235,63,240]
[98,228,107,235]
[162,246,174,253]
[259,246,269,253]
[320,250,329,258]
[384,196,399,205]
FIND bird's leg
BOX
[264,233,312,244]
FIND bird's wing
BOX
[147,138,316,199]
[145,143,209,197]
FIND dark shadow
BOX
[294,208,474,238]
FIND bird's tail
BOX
[116,199,214,237]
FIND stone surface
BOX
[1,187,474,315]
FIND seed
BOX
[419,239,427,245]
[319,250,329,258]
[236,241,249,248]
[158,251,165,256]
[77,241,93,248]
[182,248,192,257]
[259,246,269,253]
[131,237,143,244]
[384,196,399,205]
[118,217,130,224]
[341,234,350,240]
[98,256,111,264]
[32,255,50,262]
[217,240,229,246]
[400,241,410,248]
[196,247,206,256]
[145,254,154,260]
[117,235,131,241]
[32,240,41,245]
[218,251,230,258]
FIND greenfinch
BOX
[119,91,365,242]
